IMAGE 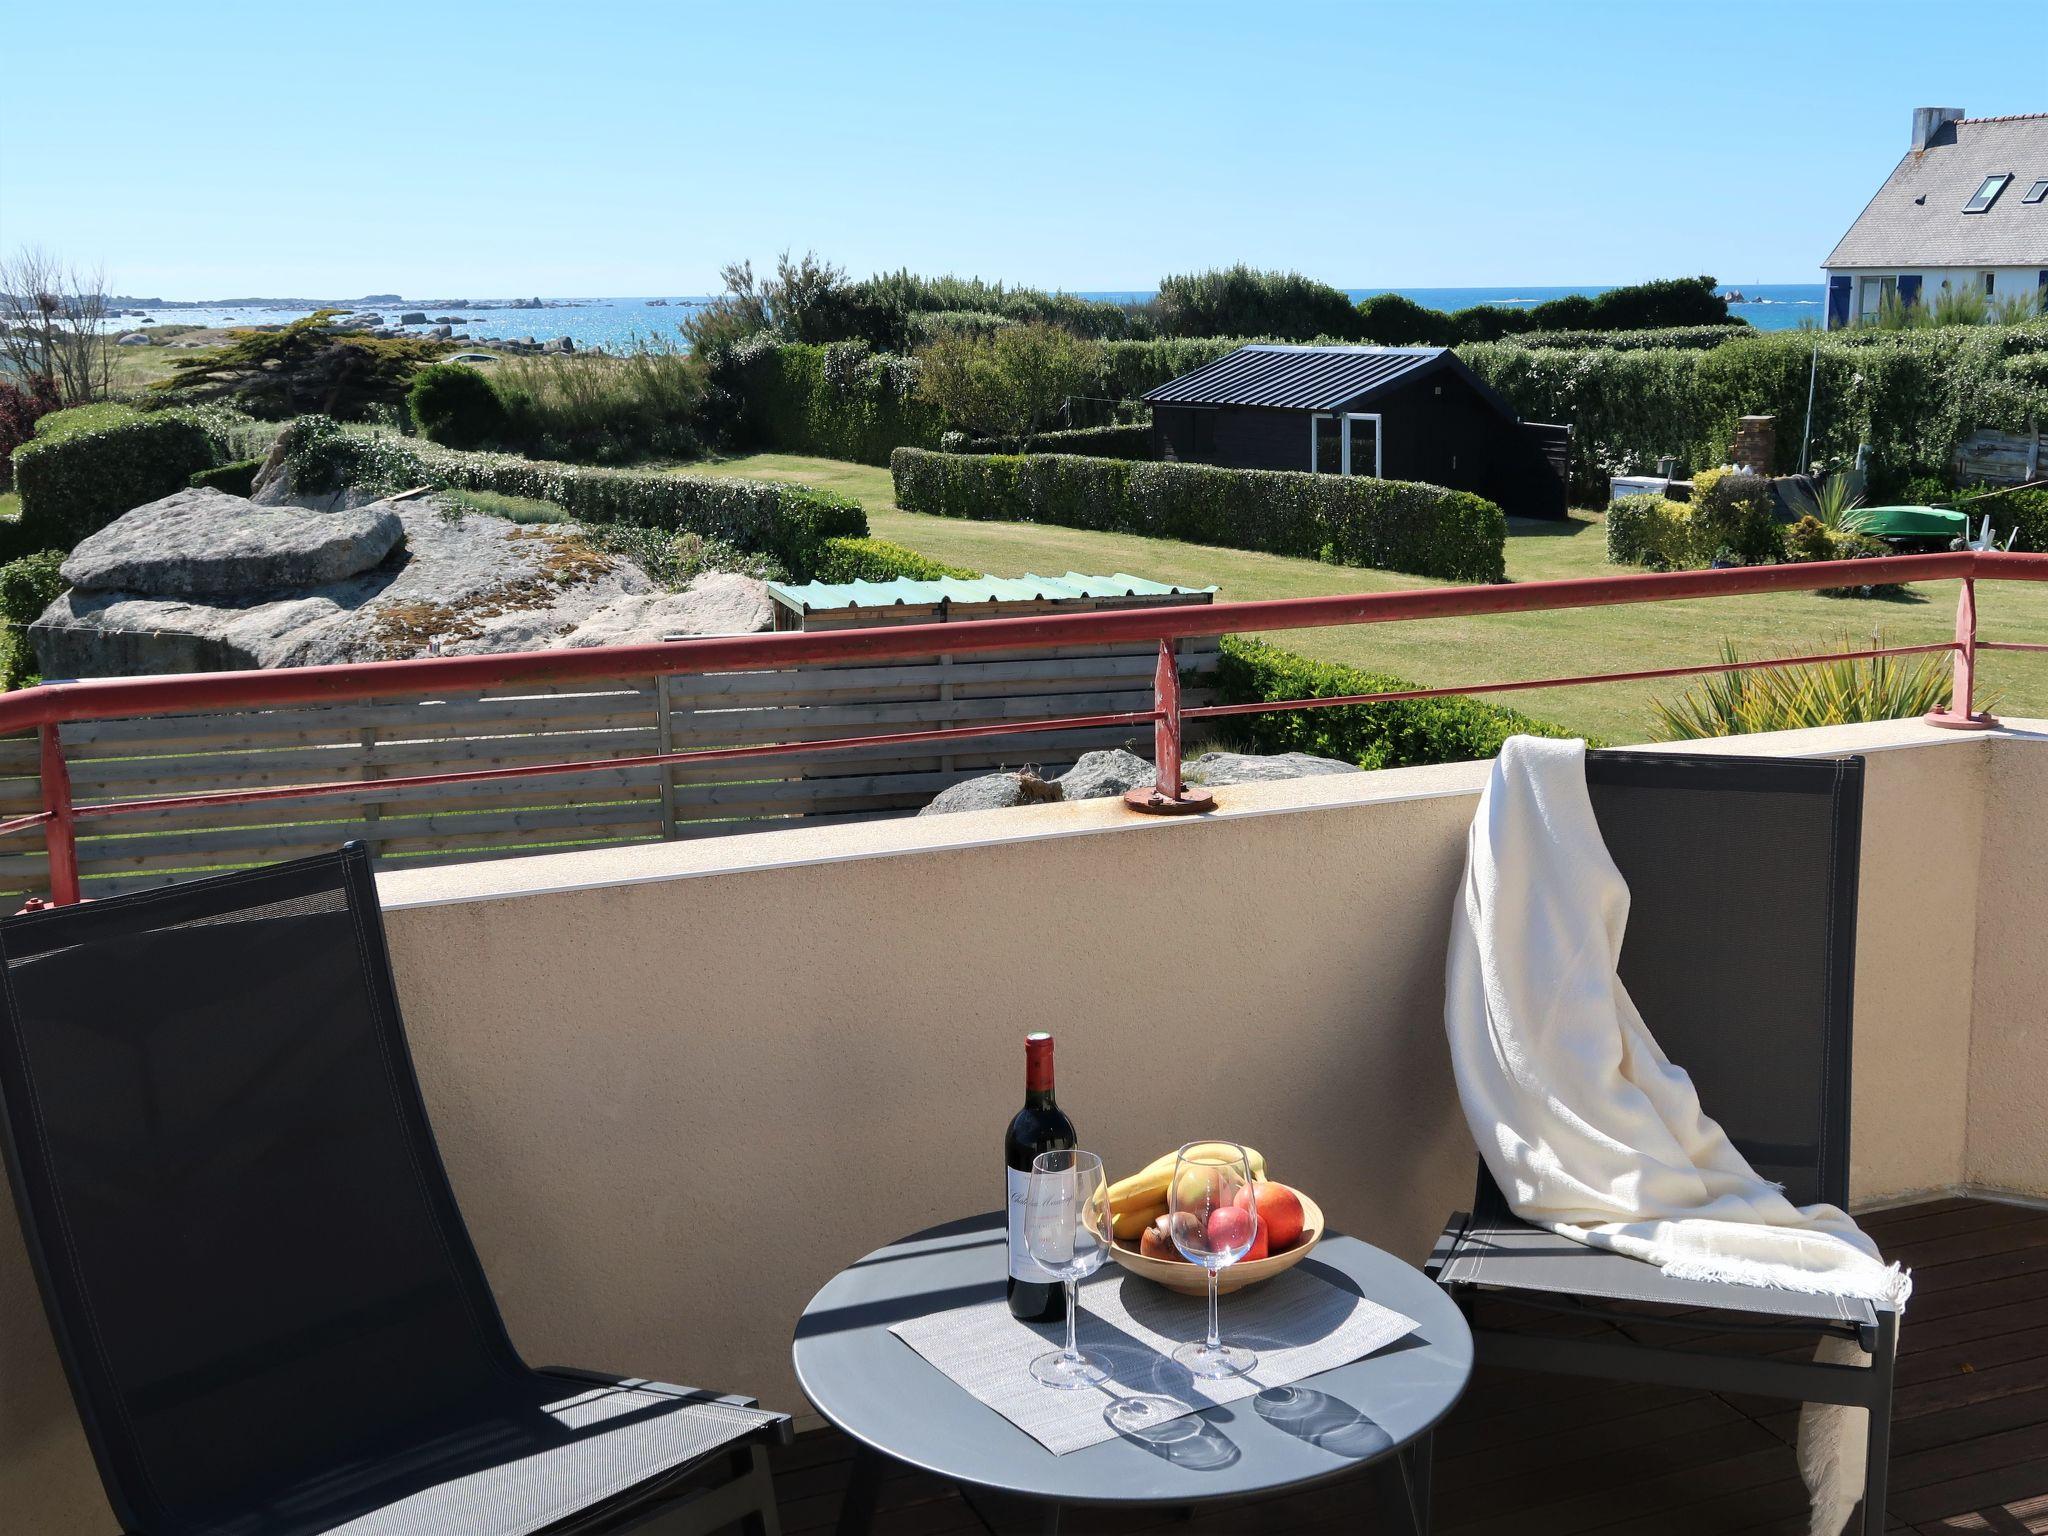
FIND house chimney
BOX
[1912,106,1964,152]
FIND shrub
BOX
[1530,276,1730,332]
[717,338,943,464]
[811,536,980,583]
[408,362,510,449]
[1355,293,1455,346]
[0,549,66,629]
[580,524,788,587]
[948,424,1153,460]
[151,309,443,420]
[488,346,705,462]
[1688,468,1782,565]
[0,375,61,490]
[1605,495,1694,568]
[1212,637,1579,769]
[890,447,1506,583]
[1495,323,1747,353]
[1651,638,1955,739]
[189,458,261,497]
[277,416,865,578]
[1153,266,1360,341]
[1960,482,2048,552]
[915,323,1105,444]
[12,408,230,549]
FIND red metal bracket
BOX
[1125,639,1215,815]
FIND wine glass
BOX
[1167,1141,1258,1379]
[1022,1149,1110,1389]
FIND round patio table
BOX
[791,1212,1473,1535]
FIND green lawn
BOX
[699,454,2048,743]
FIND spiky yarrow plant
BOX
[1650,635,1964,741]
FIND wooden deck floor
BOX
[773,1198,2048,1535]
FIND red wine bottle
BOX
[1005,1032,1076,1321]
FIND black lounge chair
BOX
[0,845,789,1536]
[1428,749,1898,1534]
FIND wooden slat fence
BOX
[0,639,1217,905]
[1953,424,2045,487]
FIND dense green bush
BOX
[1153,266,1360,341]
[716,338,944,464]
[408,362,509,449]
[1965,482,2048,552]
[189,458,261,496]
[916,324,1104,443]
[1688,468,1783,565]
[946,424,1154,459]
[1211,637,1579,769]
[891,448,1506,583]
[1493,324,1748,353]
[0,549,66,628]
[12,408,232,549]
[1355,293,1456,346]
[1462,322,2048,504]
[278,417,866,577]
[811,537,980,583]
[1605,495,1694,568]
[1527,276,1731,332]
[488,348,705,462]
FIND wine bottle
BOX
[1005,1031,1076,1321]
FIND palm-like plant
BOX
[1651,636,1961,741]
[1787,472,1872,534]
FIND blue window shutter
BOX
[1827,275,1851,329]
[1898,274,1922,310]
[2039,269,2047,295]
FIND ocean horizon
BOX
[106,282,1824,352]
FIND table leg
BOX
[1038,1502,1062,1536]
[1397,1430,1434,1534]
[834,1445,882,1536]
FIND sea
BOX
[102,283,1824,353]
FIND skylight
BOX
[2024,179,2048,205]
[1963,173,2013,213]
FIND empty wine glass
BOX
[1168,1141,1258,1379]
[1022,1149,1110,1389]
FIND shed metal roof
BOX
[769,571,1217,612]
[1143,344,1448,410]
[1824,114,2048,269]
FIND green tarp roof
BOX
[769,572,1219,612]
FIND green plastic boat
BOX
[1857,505,1968,541]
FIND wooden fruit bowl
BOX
[1109,1190,1325,1296]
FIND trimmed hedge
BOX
[189,457,261,497]
[1605,495,1694,568]
[891,447,1507,584]
[812,537,980,583]
[278,417,867,578]
[1463,322,2048,505]
[1212,637,1580,769]
[1499,324,1748,353]
[12,408,232,550]
[945,424,1154,460]
[723,339,945,464]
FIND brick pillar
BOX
[1731,415,1776,473]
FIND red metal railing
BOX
[2,550,2043,903]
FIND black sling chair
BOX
[0,845,790,1536]
[1428,750,1899,1533]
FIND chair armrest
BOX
[536,1364,761,1411]
[1425,1212,1471,1283]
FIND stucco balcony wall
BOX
[3,719,2042,1531]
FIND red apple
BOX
[1206,1205,1255,1255]
[1243,1224,1270,1262]
[1234,1181,1306,1251]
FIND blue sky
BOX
[3,0,2041,299]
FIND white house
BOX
[1822,107,2047,327]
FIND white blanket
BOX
[1444,735,1907,1536]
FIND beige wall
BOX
[1967,727,2048,1197]
[4,721,2041,1531]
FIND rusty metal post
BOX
[1125,639,1215,815]
[38,723,81,905]
[1926,577,1998,730]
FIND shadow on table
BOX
[1252,1385,1395,1461]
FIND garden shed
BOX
[1145,344,1570,519]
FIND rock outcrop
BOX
[1183,751,1359,785]
[1053,748,1154,800]
[60,488,404,598]
[917,748,1361,815]
[919,770,1063,816]
[29,493,773,678]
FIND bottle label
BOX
[1007,1167,1062,1283]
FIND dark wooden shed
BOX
[1144,344,1569,519]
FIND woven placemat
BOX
[891,1266,1417,1455]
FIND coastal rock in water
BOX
[1183,751,1360,785]
[60,488,406,598]
[430,324,452,339]
[555,573,774,646]
[1056,748,1154,800]
[399,311,427,325]
[31,497,653,677]
[918,770,1064,817]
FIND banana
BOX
[1111,1198,1166,1241]
[1106,1143,1268,1211]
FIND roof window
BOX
[2023,179,2048,205]
[1963,173,2013,213]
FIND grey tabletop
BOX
[790,1212,1474,1509]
